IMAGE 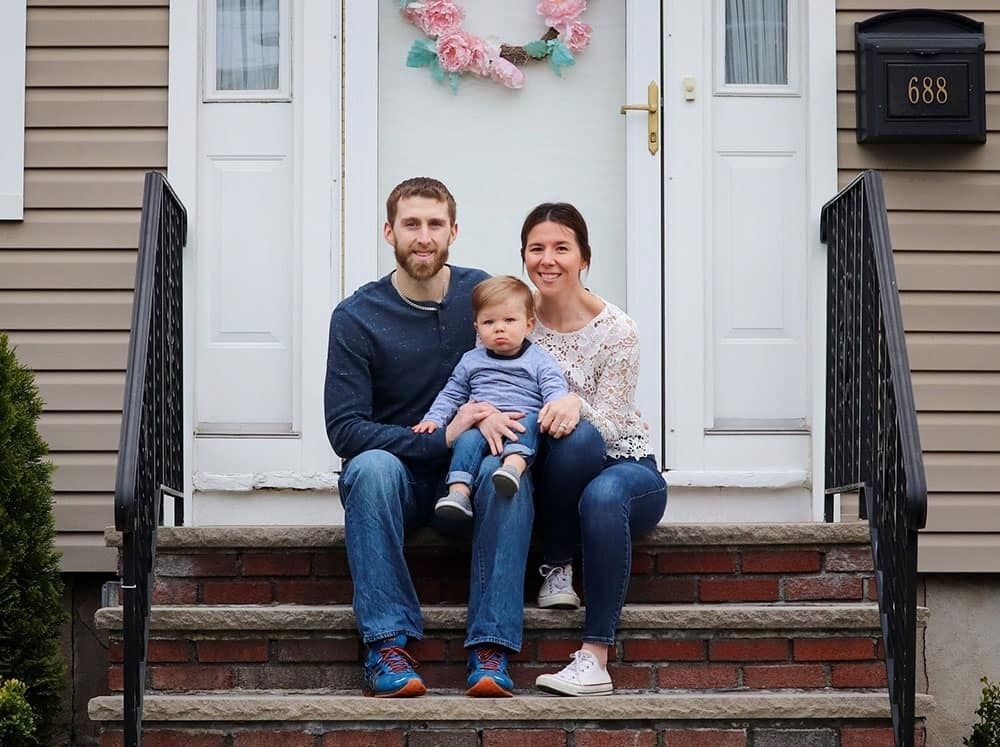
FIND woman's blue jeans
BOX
[338,448,533,652]
[446,414,539,487]
[534,423,667,644]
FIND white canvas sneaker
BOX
[535,649,613,696]
[537,563,581,609]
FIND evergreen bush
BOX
[0,678,37,745]
[0,332,66,742]
[966,676,1000,746]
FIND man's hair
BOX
[386,177,457,226]
[472,276,535,319]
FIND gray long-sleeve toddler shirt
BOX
[422,341,569,427]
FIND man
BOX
[325,177,533,698]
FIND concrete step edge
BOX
[88,690,934,723]
[95,602,927,633]
[104,523,871,550]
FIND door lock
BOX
[620,81,660,156]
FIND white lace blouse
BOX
[529,300,650,460]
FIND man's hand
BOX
[445,401,497,447]
[412,420,438,434]
[478,411,526,455]
[539,393,583,439]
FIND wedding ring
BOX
[559,423,568,430]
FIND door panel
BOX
[198,150,294,430]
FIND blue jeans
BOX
[338,449,534,651]
[535,434,667,644]
[447,414,539,488]
[531,420,605,554]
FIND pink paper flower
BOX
[464,35,493,76]
[436,31,475,73]
[537,0,587,29]
[405,0,464,37]
[559,20,592,53]
[489,57,526,89]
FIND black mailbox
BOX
[856,9,986,143]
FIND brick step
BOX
[113,523,878,606]
[97,603,926,694]
[90,691,931,746]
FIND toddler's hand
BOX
[412,420,438,433]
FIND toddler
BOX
[413,276,568,520]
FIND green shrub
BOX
[965,676,1000,746]
[0,678,38,745]
[0,332,66,742]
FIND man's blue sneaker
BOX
[363,634,426,698]
[465,645,514,697]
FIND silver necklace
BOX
[391,270,449,311]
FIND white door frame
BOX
[167,0,836,522]
[805,0,838,519]
[169,0,198,511]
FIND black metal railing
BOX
[820,170,927,747]
[115,171,186,746]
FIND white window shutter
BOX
[0,2,27,220]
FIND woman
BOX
[523,202,667,696]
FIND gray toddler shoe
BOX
[435,490,473,520]
[491,464,521,497]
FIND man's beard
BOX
[395,242,449,281]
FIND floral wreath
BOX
[400,0,592,91]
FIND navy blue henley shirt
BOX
[324,265,489,469]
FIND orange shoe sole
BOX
[366,678,427,698]
[465,677,513,698]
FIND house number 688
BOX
[908,76,948,105]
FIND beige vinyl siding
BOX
[0,0,167,572]
[836,2,1000,571]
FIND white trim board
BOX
[342,2,379,298]
[169,0,199,507]
[665,470,808,489]
[805,0,838,520]
[194,471,339,491]
[0,3,27,220]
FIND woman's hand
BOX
[412,420,437,434]
[539,393,583,439]
[477,411,526,455]
[445,402,497,447]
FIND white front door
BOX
[662,0,834,520]
[343,1,665,461]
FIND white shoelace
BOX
[539,563,572,593]
[559,650,599,681]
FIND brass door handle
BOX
[620,80,660,155]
